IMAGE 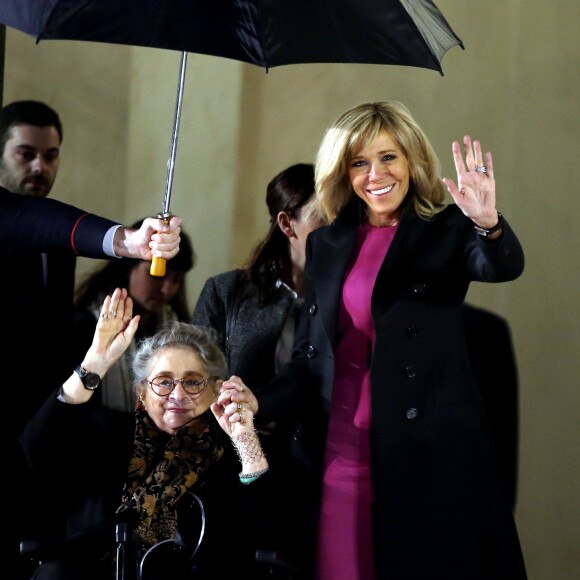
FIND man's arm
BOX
[1,186,181,261]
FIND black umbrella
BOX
[0,0,463,274]
[0,0,463,72]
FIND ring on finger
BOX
[101,313,109,319]
[236,402,243,413]
[475,165,487,174]
[108,311,117,317]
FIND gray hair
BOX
[132,321,229,387]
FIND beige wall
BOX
[3,1,579,577]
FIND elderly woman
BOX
[20,288,271,580]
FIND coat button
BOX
[406,407,419,420]
[403,365,416,378]
[406,325,418,337]
[306,345,317,359]
[293,424,304,441]
[309,304,318,315]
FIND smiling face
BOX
[141,346,219,435]
[348,129,410,227]
[0,124,61,197]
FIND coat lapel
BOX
[371,208,418,311]
[311,221,359,348]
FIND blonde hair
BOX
[306,101,447,223]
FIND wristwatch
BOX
[74,364,101,391]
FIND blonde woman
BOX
[233,101,527,580]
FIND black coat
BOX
[1,184,119,426]
[192,269,295,392]
[463,303,519,512]
[257,201,527,579]
[1,185,120,579]
[0,185,117,257]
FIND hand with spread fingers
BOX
[443,135,500,230]
[61,288,140,403]
[88,287,141,373]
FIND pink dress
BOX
[316,223,397,580]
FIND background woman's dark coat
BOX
[192,269,295,391]
[256,202,527,579]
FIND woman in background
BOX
[192,163,321,390]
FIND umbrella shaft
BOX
[162,51,188,215]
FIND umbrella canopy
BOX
[0,0,463,275]
[0,0,463,74]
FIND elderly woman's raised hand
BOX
[84,288,140,377]
[443,135,500,230]
[61,288,140,404]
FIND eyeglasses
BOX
[147,375,220,397]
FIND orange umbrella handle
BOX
[150,212,172,277]
[150,255,166,277]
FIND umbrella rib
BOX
[398,0,464,75]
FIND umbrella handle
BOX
[150,256,166,277]
[150,212,173,277]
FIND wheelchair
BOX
[21,493,303,580]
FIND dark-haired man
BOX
[0,99,62,197]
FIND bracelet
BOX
[239,467,269,480]
[474,212,503,237]
[231,430,265,464]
